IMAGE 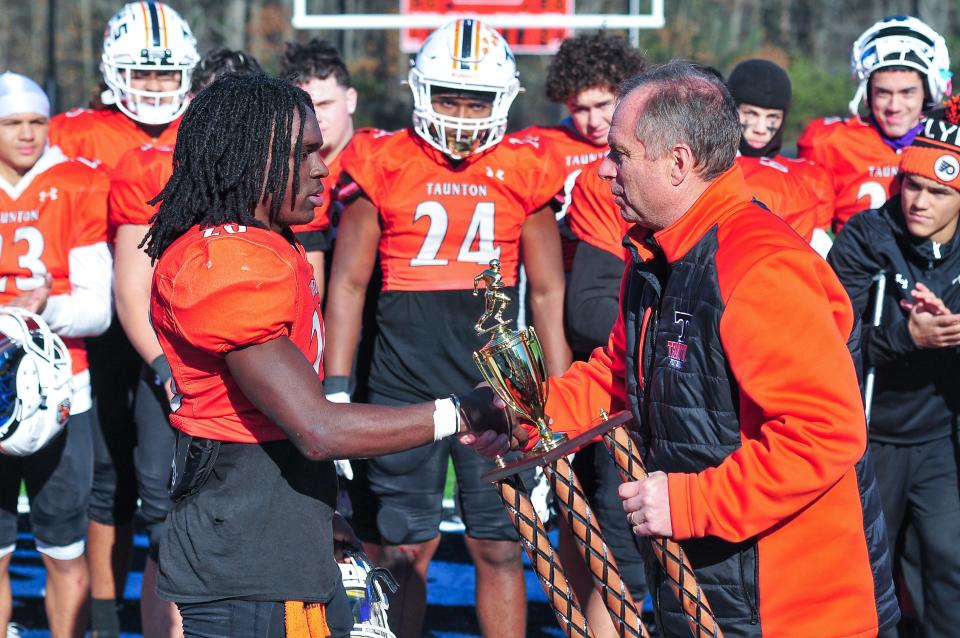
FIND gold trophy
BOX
[472,259,564,452]
[470,260,722,638]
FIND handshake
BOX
[455,386,533,458]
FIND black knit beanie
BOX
[727,59,792,157]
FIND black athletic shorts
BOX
[361,391,525,545]
[0,409,94,551]
[87,320,141,527]
[133,363,177,560]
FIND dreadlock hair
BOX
[281,39,351,87]
[191,47,264,93]
[142,73,314,260]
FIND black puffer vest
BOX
[620,227,897,637]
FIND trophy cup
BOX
[472,260,565,453]
[471,259,724,638]
[472,260,647,638]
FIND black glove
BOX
[455,385,530,451]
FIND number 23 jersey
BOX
[798,115,899,232]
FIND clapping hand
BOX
[902,283,960,348]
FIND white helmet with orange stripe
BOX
[408,18,520,159]
[0,309,72,457]
[100,0,199,125]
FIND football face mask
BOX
[408,19,520,160]
[100,0,200,125]
[0,308,72,456]
[338,550,398,638]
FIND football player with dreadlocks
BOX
[0,72,112,638]
[324,19,570,638]
[799,15,953,233]
[108,47,263,638]
[143,71,510,637]
[47,4,200,635]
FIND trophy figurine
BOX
[472,259,564,452]
[470,260,722,638]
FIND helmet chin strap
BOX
[849,82,866,116]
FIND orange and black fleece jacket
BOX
[534,166,899,637]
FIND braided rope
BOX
[545,456,650,638]
[603,426,724,638]
[495,475,593,638]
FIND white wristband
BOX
[326,391,351,404]
[433,398,460,441]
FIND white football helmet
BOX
[409,18,520,159]
[100,1,199,125]
[849,15,952,115]
[0,309,72,457]
[339,550,398,638]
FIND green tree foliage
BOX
[0,0,955,146]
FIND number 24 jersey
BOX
[338,128,564,291]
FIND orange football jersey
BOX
[783,156,836,232]
[338,129,563,292]
[290,128,376,235]
[151,225,323,443]
[50,107,180,170]
[797,116,900,232]
[517,123,608,181]
[518,123,608,269]
[0,151,109,373]
[737,155,819,242]
[108,144,173,241]
[565,159,629,261]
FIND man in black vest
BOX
[463,61,899,637]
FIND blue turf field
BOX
[7,523,568,637]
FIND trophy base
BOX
[532,432,568,453]
[481,411,634,482]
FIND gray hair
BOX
[617,61,740,181]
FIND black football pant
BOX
[871,436,960,638]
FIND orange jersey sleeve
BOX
[50,108,180,171]
[783,156,836,231]
[798,116,900,231]
[516,124,607,179]
[565,159,629,260]
[108,144,173,237]
[736,155,818,241]
[339,129,564,292]
[0,153,109,373]
[151,224,323,443]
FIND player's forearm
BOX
[41,243,113,338]
[322,280,366,378]
[114,225,163,364]
[529,289,572,375]
[226,337,447,460]
[116,289,164,365]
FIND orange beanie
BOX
[900,94,960,190]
